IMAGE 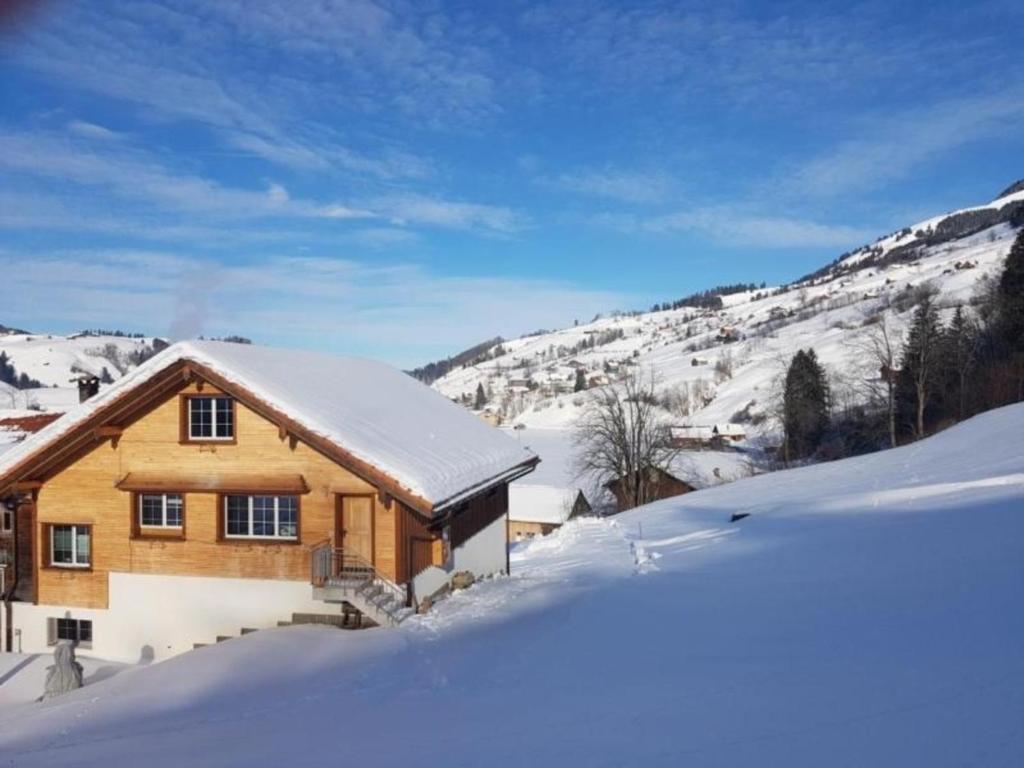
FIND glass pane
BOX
[253,496,274,536]
[140,495,163,526]
[278,497,297,538]
[226,495,248,535]
[165,495,183,527]
[78,620,92,643]
[76,528,90,565]
[190,398,213,438]
[52,526,73,563]
[56,618,74,640]
[215,398,234,438]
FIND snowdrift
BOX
[1,405,1022,766]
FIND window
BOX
[1,503,12,534]
[48,617,93,648]
[49,525,91,568]
[223,495,298,540]
[138,493,183,529]
[187,396,234,441]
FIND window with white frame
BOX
[187,396,234,440]
[138,493,183,529]
[50,525,91,568]
[47,617,93,648]
[224,495,298,540]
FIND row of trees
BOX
[0,351,44,389]
[784,228,1024,459]
[650,282,767,313]
[894,230,1024,440]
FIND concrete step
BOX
[277,621,292,627]
[292,612,348,628]
[193,642,209,650]
[240,627,259,635]
[216,635,234,643]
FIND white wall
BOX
[12,514,510,661]
[413,513,508,601]
[12,572,339,663]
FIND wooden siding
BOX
[394,502,442,584]
[507,519,558,541]
[607,467,695,513]
[449,484,508,549]
[33,380,381,609]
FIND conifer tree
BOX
[574,368,587,393]
[897,293,943,439]
[783,348,830,460]
[940,306,977,420]
[474,382,487,410]
[997,229,1024,353]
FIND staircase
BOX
[311,543,416,627]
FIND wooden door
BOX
[337,494,374,565]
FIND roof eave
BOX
[431,455,540,515]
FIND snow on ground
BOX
[2,404,1021,766]
[0,654,130,708]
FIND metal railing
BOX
[311,541,409,608]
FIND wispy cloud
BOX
[0,248,630,366]
[548,168,674,204]
[518,2,1016,109]
[0,130,522,235]
[66,119,123,141]
[780,90,1024,198]
[633,206,874,249]
[369,194,528,235]
[8,0,504,176]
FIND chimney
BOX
[77,375,101,403]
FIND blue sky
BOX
[1,0,1022,366]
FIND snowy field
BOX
[1,404,1021,766]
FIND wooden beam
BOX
[94,426,123,439]
[12,480,42,492]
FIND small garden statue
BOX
[42,640,84,700]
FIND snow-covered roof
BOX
[508,483,573,524]
[0,340,537,509]
[715,423,746,437]
[671,426,714,440]
[670,424,746,440]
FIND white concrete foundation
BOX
[413,513,508,601]
[12,572,337,663]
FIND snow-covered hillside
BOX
[0,331,165,412]
[2,402,1021,766]
[435,188,1022,435]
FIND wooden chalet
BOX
[506,485,591,541]
[0,341,537,661]
[605,467,697,513]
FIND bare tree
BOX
[854,313,901,448]
[573,370,678,512]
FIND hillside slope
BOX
[2,403,1021,766]
[435,187,1022,434]
[0,332,167,416]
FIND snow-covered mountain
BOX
[434,185,1024,435]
